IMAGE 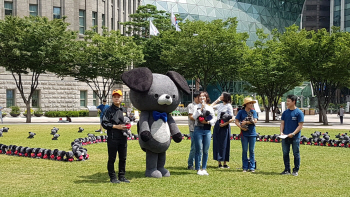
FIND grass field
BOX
[0,124,350,197]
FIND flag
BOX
[149,20,159,36]
[171,12,181,32]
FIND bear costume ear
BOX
[121,67,153,92]
[166,71,191,95]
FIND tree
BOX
[161,18,248,91]
[121,4,179,43]
[138,30,181,74]
[0,16,77,123]
[240,29,303,123]
[280,25,350,125]
[59,28,144,104]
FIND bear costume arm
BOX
[167,114,182,143]
[139,111,152,142]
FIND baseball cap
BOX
[112,89,123,96]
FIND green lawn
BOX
[0,124,349,197]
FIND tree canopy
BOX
[0,16,77,123]
[280,25,350,125]
[240,29,303,122]
[59,28,144,103]
[161,17,248,91]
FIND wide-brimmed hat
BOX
[243,97,256,106]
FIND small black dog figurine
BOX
[78,127,84,133]
[240,111,255,130]
[27,132,36,139]
[52,133,60,140]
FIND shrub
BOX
[181,112,189,116]
[34,108,43,115]
[44,110,89,117]
[79,110,89,117]
[10,106,20,114]
[24,109,34,115]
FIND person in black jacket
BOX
[102,89,130,184]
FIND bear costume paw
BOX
[172,133,183,143]
[157,167,170,177]
[145,169,162,178]
[140,131,152,142]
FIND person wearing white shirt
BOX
[211,92,234,168]
[187,91,200,170]
[192,91,216,176]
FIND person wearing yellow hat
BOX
[102,89,130,183]
[235,97,258,172]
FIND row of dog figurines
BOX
[183,131,350,147]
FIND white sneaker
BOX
[197,170,204,175]
[202,170,209,176]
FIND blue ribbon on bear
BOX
[153,111,167,122]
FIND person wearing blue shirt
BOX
[235,97,258,173]
[280,95,304,176]
[96,99,110,133]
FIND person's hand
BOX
[113,124,127,130]
[220,123,225,127]
[288,134,294,138]
[243,121,250,125]
[241,127,248,131]
[201,120,208,124]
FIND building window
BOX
[4,2,13,16]
[6,89,15,107]
[32,90,40,108]
[80,91,87,107]
[306,5,317,10]
[102,14,105,27]
[29,4,38,16]
[79,10,86,34]
[92,11,97,32]
[111,18,114,30]
[53,7,61,19]
[93,91,98,106]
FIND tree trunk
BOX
[318,102,323,123]
[265,108,270,123]
[321,109,328,125]
[318,112,323,123]
[26,102,31,123]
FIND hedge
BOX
[44,110,89,117]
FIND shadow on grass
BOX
[166,166,196,176]
[74,171,145,184]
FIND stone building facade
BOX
[0,0,138,113]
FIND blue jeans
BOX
[282,138,300,172]
[340,116,343,124]
[241,135,256,170]
[187,131,195,168]
[194,126,211,170]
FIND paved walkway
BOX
[1,112,349,130]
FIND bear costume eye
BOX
[172,95,176,98]
[154,94,159,99]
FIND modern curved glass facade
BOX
[142,0,305,45]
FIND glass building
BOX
[143,0,305,45]
[331,0,350,32]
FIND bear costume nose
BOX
[158,94,173,105]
